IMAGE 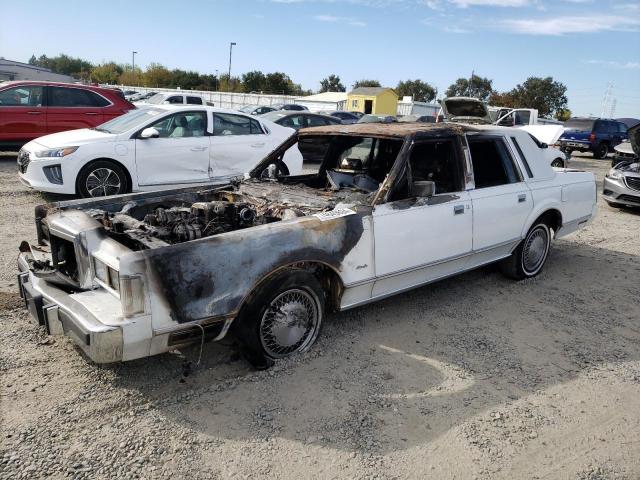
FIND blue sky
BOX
[1,0,639,117]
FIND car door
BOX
[46,86,106,133]
[372,136,473,297]
[0,84,46,144]
[466,135,533,252]
[134,110,210,186]
[209,112,270,178]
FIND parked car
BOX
[603,123,640,208]
[17,105,299,198]
[238,104,276,116]
[259,111,342,130]
[357,114,397,124]
[129,91,156,102]
[0,81,135,149]
[271,103,308,111]
[17,122,596,367]
[397,115,436,123]
[138,92,207,106]
[326,111,360,124]
[122,90,139,101]
[559,118,628,159]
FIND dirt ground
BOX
[1,152,639,480]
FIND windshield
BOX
[445,100,488,119]
[146,93,167,104]
[239,105,257,113]
[95,108,165,134]
[564,119,595,131]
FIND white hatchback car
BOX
[17,105,299,197]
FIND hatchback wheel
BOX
[77,160,129,198]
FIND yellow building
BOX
[346,87,398,115]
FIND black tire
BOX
[606,201,621,209]
[593,143,609,159]
[551,158,565,168]
[231,269,325,369]
[561,147,573,156]
[500,223,551,280]
[77,160,130,198]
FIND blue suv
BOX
[559,118,628,159]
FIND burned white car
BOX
[18,123,597,368]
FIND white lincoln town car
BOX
[18,122,596,368]
[17,105,299,197]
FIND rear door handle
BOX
[251,143,265,148]
[518,194,527,203]
[190,146,207,152]
[27,111,42,115]
[454,205,465,215]
[84,112,98,115]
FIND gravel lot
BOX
[1,152,639,480]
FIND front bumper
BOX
[603,176,640,207]
[17,149,77,195]
[17,253,124,363]
[560,140,591,151]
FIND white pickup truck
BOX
[18,122,597,368]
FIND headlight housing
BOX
[34,146,78,158]
[93,257,119,292]
[607,169,624,180]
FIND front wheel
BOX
[500,223,551,280]
[232,269,324,369]
[77,160,129,198]
[551,158,565,168]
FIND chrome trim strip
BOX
[343,237,521,288]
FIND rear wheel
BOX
[593,143,609,159]
[77,160,129,198]
[232,269,324,369]
[500,223,551,280]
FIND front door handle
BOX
[27,111,42,115]
[251,143,265,148]
[84,112,98,115]
[518,194,527,203]
[190,146,207,152]
[454,205,465,215]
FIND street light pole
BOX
[132,51,138,85]
[228,42,236,91]
[215,69,219,92]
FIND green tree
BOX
[242,71,267,93]
[264,72,295,94]
[556,108,572,121]
[445,74,494,101]
[170,69,202,89]
[507,77,568,118]
[218,73,243,92]
[28,55,37,65]
[143,63,172,87]
[90,62,123,85]
[353,79,381,89]
[118,67,142,86]
[396,79,436,102]
[319,74,346,93]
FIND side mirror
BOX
[140,127,159,139]
[411,180,435,198]
[540,142,549,149]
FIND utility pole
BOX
[468,70,474,97]
[609,98,617,118]
[132,51,138,85]
[228,42,236,91]
[215,69,219,91]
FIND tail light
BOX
[589,132,596,143]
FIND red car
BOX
[0,81,135,149]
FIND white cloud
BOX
[450,0,529,6]
[586,59,640,69]
[313,14,367,26]
[501,14,640,34]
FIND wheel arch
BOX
[75,157,133,195]
[526,208,563,237]
[235,260,345,320]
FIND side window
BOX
[594,121,606,133]
[49,87,101,107]
[167,96,183,104]
[468,136,521,189]
[147,111,207,138]
[0,86,43,106]
[407,139,462,195]
[88,91,110,107]
[186,96,202,105]
[514,110,531,126]
[213,113,264,136]
[280,115,305,130]
[351,99,358,109]
[306,116,329,127]
[618,122,628,134]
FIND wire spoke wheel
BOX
[259,288,320,358]
[522,226,549,275]
[86,168,121,197]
